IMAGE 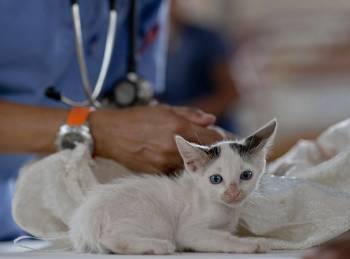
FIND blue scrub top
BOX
[158,24,235,131]
[0,0,168,240]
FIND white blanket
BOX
[12,119,350,250]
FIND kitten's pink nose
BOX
[223,183,240,202]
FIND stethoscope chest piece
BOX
[109,72,154,108]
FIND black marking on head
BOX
[229,139,262,156]
[229,120,277,158]
[230,143,244,156]
[202,146,221,160]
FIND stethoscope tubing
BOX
[61,0,117,107]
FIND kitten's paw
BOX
[255,241,271,253]
[143,240,176,255]
[226,243,258,254]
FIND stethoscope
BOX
[46,0,154,108]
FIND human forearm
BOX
[0,101,223,174]
[0,101,67,154]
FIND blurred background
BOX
[161,0,350,159]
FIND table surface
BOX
[0,241,304,259]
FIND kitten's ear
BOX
[175,135,209,173]
[241,119,277,156]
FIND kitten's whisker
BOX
[252,195,270,203]
[244,198,265,207]
[250,191,270,200]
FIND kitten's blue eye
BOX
[240,170,253,181]
[209,174,223,184]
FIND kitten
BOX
[68,120,277,254]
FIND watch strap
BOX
[67,107,94,126]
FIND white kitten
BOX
[69,120,277,254]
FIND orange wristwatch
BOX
[55,107,95,153]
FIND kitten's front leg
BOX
[236,237,271,253]
[177,228,263,253]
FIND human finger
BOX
[172,106,216,127]
[184,124,223,145]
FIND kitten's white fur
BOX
[69,120,277,254]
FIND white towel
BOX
[12,118,350,250]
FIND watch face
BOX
[114,81,137,107]
[56,125,94,154]
[61,132,85,150]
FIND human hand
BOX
[90,105,223,174]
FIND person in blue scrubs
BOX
[0,0,223,240]
[158,0,239,132]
